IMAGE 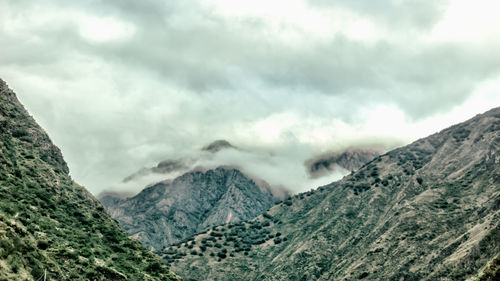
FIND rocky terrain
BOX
[164,107,500,281]
[0,79,180,280]
[101,167,289,251]
[306,148,383,178]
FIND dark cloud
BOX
[1,0,499,194]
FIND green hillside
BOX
[0,79,181,280]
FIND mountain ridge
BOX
[101,167,289,251]
[165,106,500,280]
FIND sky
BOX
[1,0,499,195]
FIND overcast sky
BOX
[1,0,499,195]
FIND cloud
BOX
[1,0,499,194]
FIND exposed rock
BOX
[168,107,500,281]
[102,167,289,251]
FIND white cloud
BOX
[1,0,499,195]
[77,15,136,43]
[429,0,500,44]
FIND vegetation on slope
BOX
[167,107,500,281]
[476,253,500,281]
[0,79,180,280]
[102,167,288,251]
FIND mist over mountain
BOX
[0,79,180,280]
[163,106,500,281]
[2,1,500,280]
[101,167,290,251]
[121,139,237,184]
[306,148,384,178]
[122,159,190,183]
[202,140,238,153]
[111,138,381,198]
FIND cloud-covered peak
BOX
[202,139,237,153]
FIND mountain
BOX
[0,79,180,280]
[101,167,289,251]
[121,140,236,183]
[123,159,188,183]
[306,148,383,178]
[163,107,500,281]
[202,140,237,153]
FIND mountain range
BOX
[161,106,500,280]
[2,75,499,281]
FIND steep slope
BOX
[101,168,289,251]
[166,107,500,281]
[0,79,180,280]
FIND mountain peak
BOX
[202,139,237,153]
[102,166,289,250]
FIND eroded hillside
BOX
[166,107,500,281]
[102,167,289,250]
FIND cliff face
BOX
[167,107,500,281]
[101,167,289,251]
[0,79,180,281]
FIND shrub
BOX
[37,240,49,250]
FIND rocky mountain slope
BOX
[101,167,289,251]
[0,79,180,280]
[164,107,500,281]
